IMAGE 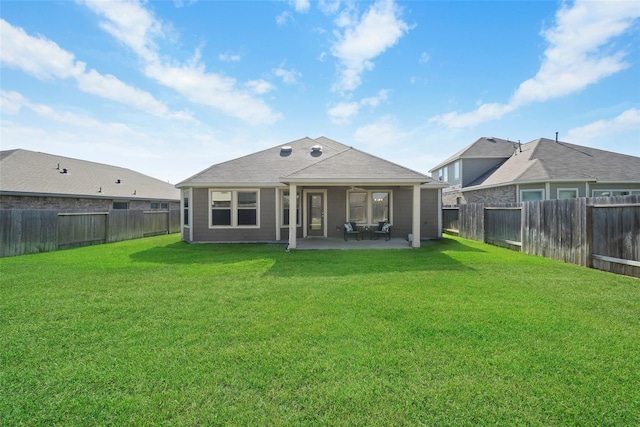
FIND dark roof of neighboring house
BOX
[0,149,180,201]
[429,136,515,172]
[177,136,444,187]
[466,138,640,189]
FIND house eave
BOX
[0,190,178,201]
[459,178,599,192]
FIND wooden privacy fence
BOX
[1,209,180,257]
[442,195,640,278]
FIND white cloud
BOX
[0,19,84,79]
[245,79,275,95]
[1,90,138,134]
[328,101,359,124]
[330,0,410,92]
[219,52,241,62]
[361,89,389,107]
[290,0,310,13]
[276,11,293,26]
[328,89,389,124]
[0,18,193,122]
[566,108,640,144]
[419,52,430,65]
[273,67,302,84]
[353,115,402,147]
[81,0,281,125]
[430,0,640,129]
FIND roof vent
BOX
[116,179,121,184]
[280,146,292,157]
[311,144,322,152]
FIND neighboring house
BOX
[430,137,640,205]
[0,149,180,211]
[176,136,447,248]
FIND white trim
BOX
[412,184,421,248]
[545,182,551,200]
[303,189,327,238]
[437,188,442,238]
[279,188,301,228]
[288,184,297,249]
[557,188,578,199]
[345,189,394,226]
[208,189,260,229]
[181,188,193,242]
[275,188,281,241]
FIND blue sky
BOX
[1,0,639,184]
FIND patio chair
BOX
[343,222,361,241]
[373,221,391,241]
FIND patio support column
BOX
[288,183,297,249]
[412,184,421,248]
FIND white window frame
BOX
[346,189,393,225]
[520,189,544,202]
[209,189,260,229]
[557,188,578,199]
[454,161,460,180]
[280,189,301,228]
[182,189,191,228]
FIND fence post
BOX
[585,204,593,269]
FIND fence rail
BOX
[0,209,180,258]
[443,195,640,278]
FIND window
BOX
[348,192,367,223]
[521,190,544,202]
[347,190,392,224]
[371,192,390,223]
[237,191,257,225]
[557,189,578,199]
[183,192,190,226]
[151,202,160,210]
[593,190,639,197]
[161,203,168,210]
[210,190,259,227]
[113,201,128,209]
[454,161,460,180]
[443,167,449,183]
[282,190,300,226]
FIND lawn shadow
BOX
[129,237,480,277]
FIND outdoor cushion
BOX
[381,223,391,233]
[344,222,353,232]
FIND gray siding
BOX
[461,158,506,187]
[191,187,277,242]
[420,189,440,238]
[187,185,442,243]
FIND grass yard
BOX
[1,234,639,426]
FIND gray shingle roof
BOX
[467,138,640,188]
[178,136,441,186]
[0,149,180,201]
[429,136,515,172]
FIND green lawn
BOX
[1,235,638,426]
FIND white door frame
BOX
[303,189,327,238]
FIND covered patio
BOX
[292,237,412,250]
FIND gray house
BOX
[430,137,640,205]
[0,149,180,211]
[176,137,447,248]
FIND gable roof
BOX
[429,136,515,172]
[465,138,640,189]
[0,149,180,201]
[177,137,443,187]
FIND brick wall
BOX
[0,195,179,211]
[463,185,517,204]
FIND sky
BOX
[1,0,639,184]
